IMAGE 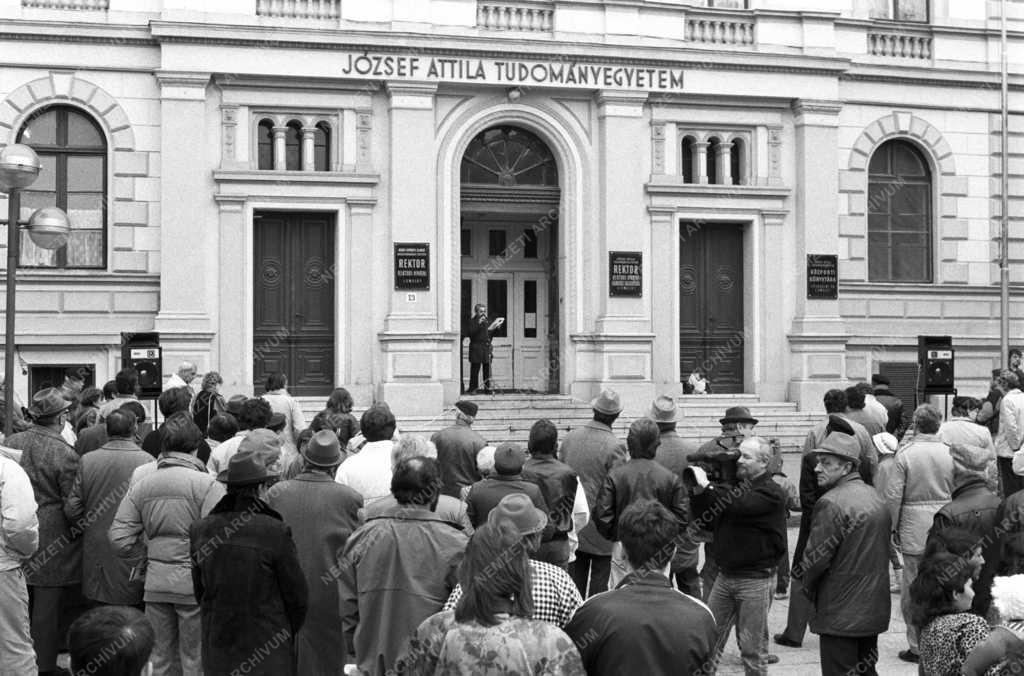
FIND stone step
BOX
[294,394,820,454]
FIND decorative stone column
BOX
[301,126,317,172]
[694,141,709,184]
[717,140,733,185]
[272,125,287,170]
[787,99,848,409]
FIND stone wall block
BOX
[111,251,148,273]
[114,151,148,177]
[941,262,969,284]
[838,171,865,193]
[943,175,969,197]
[838,214,863,236]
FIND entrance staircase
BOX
[297,393,821,457]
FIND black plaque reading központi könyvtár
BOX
[807,254,838,300]
[394,243,430,290]
[609,251,642,297]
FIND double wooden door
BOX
[253,211,335,396]
[679,223,744,393]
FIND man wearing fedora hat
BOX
[5,386,81,676]
[649,395,702,597]
[560,389,627,598]
[268,430,363,675]
[801,432,891,676]
[431,400,486,499]
[443,493,582,628]
[465,442,547,529]
[191,450,308,676]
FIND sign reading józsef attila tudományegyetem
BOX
[342,53,684,91]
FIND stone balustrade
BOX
[477,3,553,32]
[685,13,755,46]
[21,0,109,9]
[256,0,341,20]
[867,30,932,59]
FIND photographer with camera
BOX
[689,406,758,598]
[688,435,788,676]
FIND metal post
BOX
[5,190,18,437]
[1000,0,1010,365]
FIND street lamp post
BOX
[0,143,71,437]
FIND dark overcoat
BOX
[463,317,493,364]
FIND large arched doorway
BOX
[459,125,560,393]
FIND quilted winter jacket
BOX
[803,472,892,637]
[886,434,954,556]
[108,451,225,604]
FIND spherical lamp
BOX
[27,207,71,250]
[0,144,42,192]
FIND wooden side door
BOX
[679,223,744,393]
[253,212,335,396]
[513,271,548,392]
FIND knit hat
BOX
[872,432,898,456]
[493,442,527,475]
[455,400,478,418]
[949,442,993,473]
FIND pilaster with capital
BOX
[155,72,213,336]
[650,206,682,394]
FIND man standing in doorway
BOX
[463,304,503,394]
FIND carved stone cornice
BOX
[791,99,843,118]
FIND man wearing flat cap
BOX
[191,450,307,676]
[431,400,487,498]
[268,429,363,674]
[801,432,891,676]
[928,442,1000,617]
[560,389,627,597]
[5,387,81,675]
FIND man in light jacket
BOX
[884,403,953,664]
[109,413,225,675]
[996,370,1024,496]
[0,451,39,675]
[802,431,891,676]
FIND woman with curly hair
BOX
[401,520,584,675]
[913,551,989,675]
[190,371,225,436]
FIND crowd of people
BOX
[5,362,1024,674]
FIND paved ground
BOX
[716,524,917,675]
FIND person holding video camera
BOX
[688,435,788,676]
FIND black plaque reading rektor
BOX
[394,243,430,290]
[806,254,838,300]
[609,251,642,297]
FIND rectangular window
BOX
[523,228,538,259]
[487,279,508,338]
[870,0,928,22]
[488,230,507,257]
[461,229,472,257]
[523,279,537,338]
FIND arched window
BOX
[706,137,720,184]
[16,106,106,269]
[285,121,302,171]
[730,137,744,185]
[460,126,557,186]
[681,136,696,183]
[257,119,274,170]
[314,122,330,172]
[868,140,932,283]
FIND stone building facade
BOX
[0,0,1021,414]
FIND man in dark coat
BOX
[268,430,363,675]
[872,374,905,436]
[927,442,1001,617]
[465,442,547,528]
[462,303,502,393]
[559,389,627,597]
[6,387,81,676]
[431,400,486,498]
[565,500,717,676]
[521,418,578,567]
[649,395,701,596]
[338,457,467,676]
[690,435,788,676]
[190,450,308,676]
[594,418,689,588]
[65,409,152,607]
[802,431,892,676]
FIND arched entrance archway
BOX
[459,126,560,393]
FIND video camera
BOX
[683,436,781,488]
